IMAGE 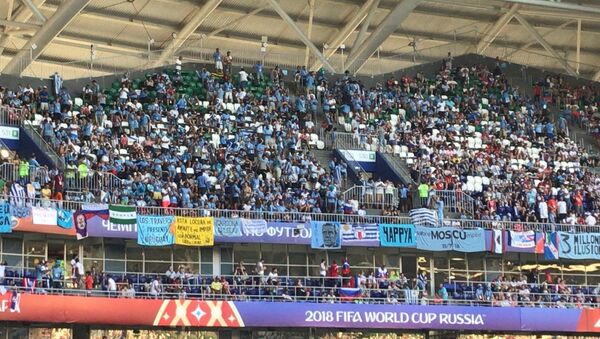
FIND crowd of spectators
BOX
[539,74,600,147]
[0,49,363,215]
[2,256,600,308]
[0,52,599,226]
[320,57,600,225]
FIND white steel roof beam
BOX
[304,0,315,67]
[513,13,577,77]
[345,0,422,73]
[20,0,47,23]
[475,3,519,54]
[504,19,575,59]
[311,0,376,71]
[2,0,89,75]
[351,0,379,57]
[503,0,600,15]
[153,0,223,67]
[267,0,336,73]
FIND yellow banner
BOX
[173,217,214,246]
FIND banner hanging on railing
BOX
[0,203,11,233]
[74,211,87,240]
[137,215,175,246]
[416,226,486,252]
[311,221,341,250]
[341,223,379,247]
[505,231,544,254]
[378,224,416,247]
[558,232,600,260]
[173,217,214,247]
[214,220,311,244]
[81,204,137,239]
[109,205,136,225]
[32,207,57,225]
[8,204,75,236]
[56,208,73,229]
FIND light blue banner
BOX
[311,221,341,250]
[137,215,175,246]
[416,226,486,252]
[214,218,243,237]
[378,224,415,247]
[0,203,11,233]
[57,208,73,229]
[558,232,600,260]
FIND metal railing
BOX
[0,162,122,193]
[331,132,372,185]
[0,105,25,126]
[427,190,475,217]
[0,163,49,184]
[3,273,600,308]
[332,131,365,151]
[63,169,122,193]
[342,185,398,209]
[4,195,600,233]
[21,120,65,170]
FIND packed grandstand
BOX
[0,0,599,338]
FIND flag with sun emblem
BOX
[340,223,379,247]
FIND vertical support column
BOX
[304,0,315,67]
[429,257,435,297]
[576,19,581,75]
[213,246,221,276]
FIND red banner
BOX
[0,293,243,327]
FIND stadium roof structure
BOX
[0,0,599,80]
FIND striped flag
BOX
[492,229,503,254]
[339,287,362,301]
[341,223,379,246]
[109,205,136,225]
[409,208,438,227]
[544,232,559,260]
[9,183,25,206]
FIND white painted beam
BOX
[475,4,519,54]
[304,0,315,67]
[20,0,47,23]
[311,0,375,71]
[153,0,222,67]
[267,0,336,72]
[345,0,422,73]
[0,18,40,30]
[576,19,581,75]
[504,19,575,59]
[504,0,600,15]
[351,0,379,56]
[2,0,90,75]
[513,13,577,76]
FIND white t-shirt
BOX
[0,264,5,278]
[108,278,116,291]
[557,201,567,214]
[119,87,129,99]
[239,70,248,82]
[175,59,182,71]
[76,262,84,276]
[586,215,597,226]
[539,202,548,219]
[150,279,161,296]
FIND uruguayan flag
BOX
[409,208,438,227]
